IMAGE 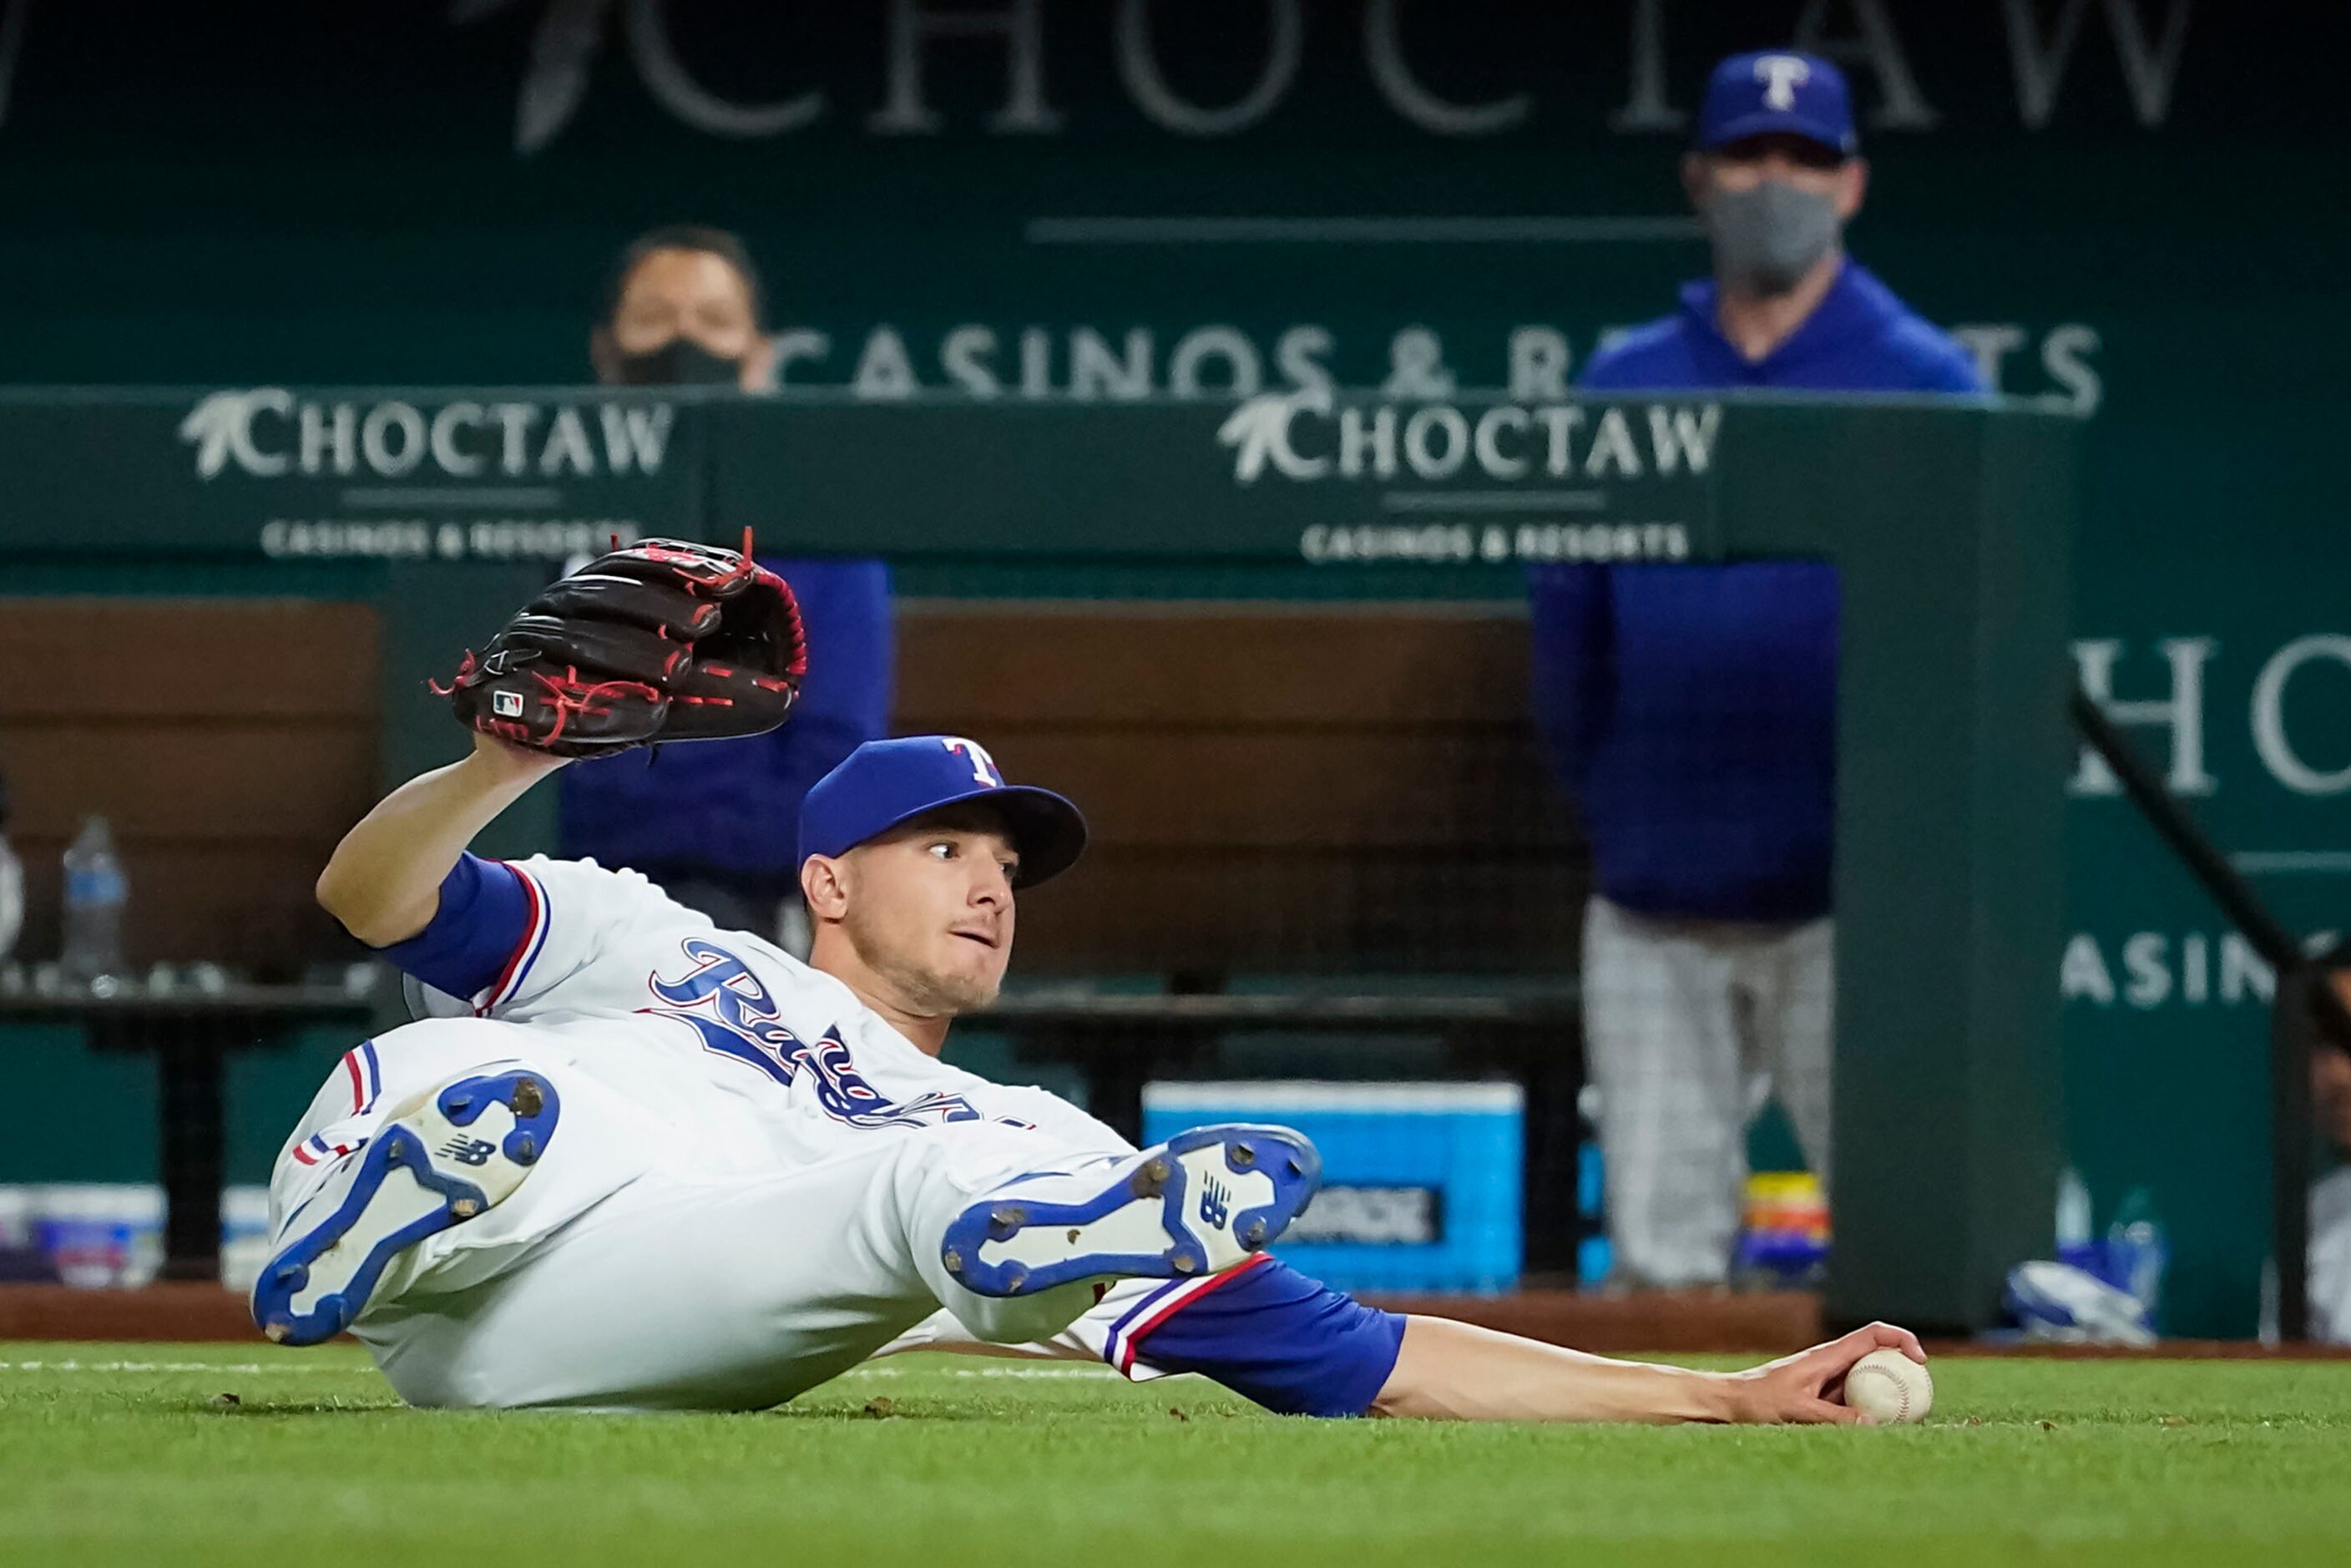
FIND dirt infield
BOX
[1929,1337,2351,1359]
[0,1284,259,1342]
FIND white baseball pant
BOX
[268,1015,1134,1410]
[1580,896,1833,1288]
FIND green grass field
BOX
[3,1343,2345,1566]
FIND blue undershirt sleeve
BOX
[1109,1258,1406,1418]
[371,852,533,1003]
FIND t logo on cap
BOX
[798,734,1090,888]
[1754,54,1812,111]
[1697,49,1854,157]
[943,736,1004,787]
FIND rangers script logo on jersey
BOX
[644,938,993,1129]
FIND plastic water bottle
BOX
[59,817,128,982]
[1575,1084,1612,1286]
[2106,1186,2170,1325]
[2055,1166,2101,1275]
[0,830,23,961]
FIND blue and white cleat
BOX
[942,1124,1320,1298]
[251,1070,559,1347]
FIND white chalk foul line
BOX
[0,1358,1121,1381]
[844,1363,1122,1380]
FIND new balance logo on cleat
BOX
[940,1125,1322,1299]
[253,1069,563,1348]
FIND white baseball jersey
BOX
[267,852,1150,1407]
[269,853,1401,1413]
[281,852,1123,1201]
[420,855,1114,1149]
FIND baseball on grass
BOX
[1842,1348,1933,1424]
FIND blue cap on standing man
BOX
[1696,51,1858,158]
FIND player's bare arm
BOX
[910,1280,1924,1424]
[1368,1317,1926,1424]
[317,537,804,948]
[315,734,568,947]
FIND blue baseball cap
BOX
[798,734,1088,889]
[1697,50,1857,157]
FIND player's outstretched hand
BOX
[1721,1321,1927,1424]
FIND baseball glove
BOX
[436,538,806,757]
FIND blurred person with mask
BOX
[1530,52,1984,1290]
[566,225,892,943]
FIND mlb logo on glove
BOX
[432,535,806,757]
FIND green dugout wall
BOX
[0,387,2074,1333]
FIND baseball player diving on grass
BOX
[255,538,1923,1421]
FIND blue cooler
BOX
[1140,1080,1522,1292]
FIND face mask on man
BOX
[1704,181,1841,296]
[609,336,746,387]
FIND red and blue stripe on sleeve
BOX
[1102,1256,1405,1418]
[372,853,549,1011]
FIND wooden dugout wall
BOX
[0,599,379,972]
[897,600,1580,976]
[0,596,1580,979]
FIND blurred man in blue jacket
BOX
[1532,53,1984,1288]
[565,225,892,940]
